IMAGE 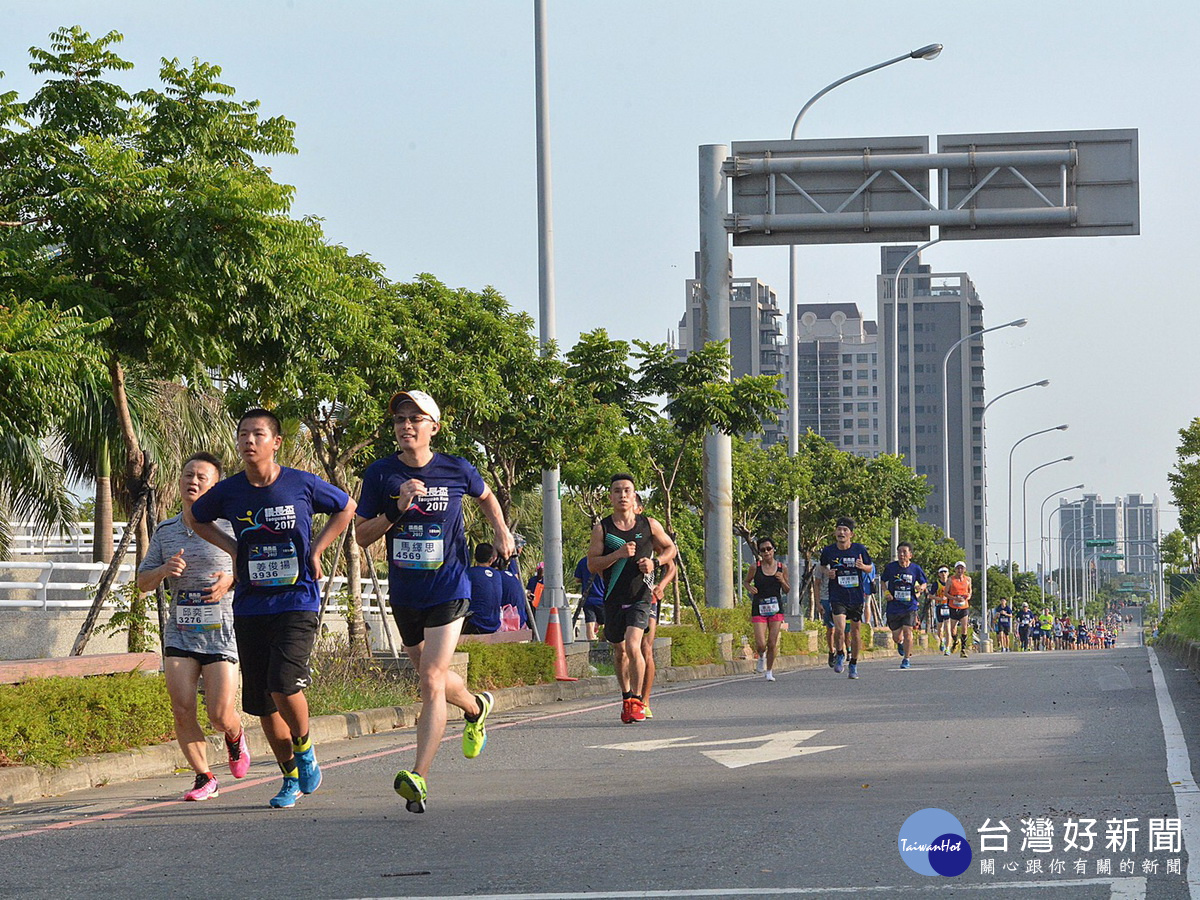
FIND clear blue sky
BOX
[6,1,1196,563]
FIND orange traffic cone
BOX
[545,605,578,682]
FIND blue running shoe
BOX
[294,745,322,794]
[833,653,845,674]
[848,663,859,679]
[897,644,904,657]
[900,658,911,670]
[270,776,302,808]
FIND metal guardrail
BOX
[0,561,135,609]
[6,521,128,556]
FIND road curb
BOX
[0,647,923,808]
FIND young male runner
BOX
[587,474,675,723]
[994,599,1013,652]
[880,542,926,670]
[138,453,247,801]
[574,554,606,641]
[192,409,355,808]
[1016,601,1035,651]
[355,390,513,813]
[819,517,873,679]
[946,561,973,657]
[638,554,677,716]
[932,566,953,654]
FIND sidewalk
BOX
[0,650,850,808]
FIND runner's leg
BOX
[165,656,207,774]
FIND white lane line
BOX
[351,875,1146,898]
[1147,646,1200,898]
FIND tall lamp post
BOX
[1021,455,1074,574]
[786,43,943,618]
[888,238,940,559]
[940,318,1028,536]
[1006,424,1068,574]
[979,379,1049,649]
[1039,484,1084,607]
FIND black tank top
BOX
[600,513,653,605]
[752,562,783,617]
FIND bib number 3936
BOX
[248,542,300,587]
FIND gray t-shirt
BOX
[139,514,237,657]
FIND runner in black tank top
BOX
[586,474,676,724]
[744,538,789,681]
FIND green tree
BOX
[1169,418,1200,558]
[1161,528,1194,574]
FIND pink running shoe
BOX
[184,772,219,801]
[226,731,250,779]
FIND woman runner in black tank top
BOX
[744,537,790,681]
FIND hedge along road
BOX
[1,636,1198,900]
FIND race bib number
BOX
[893,588,912,603]
[391,523,445,570]
[174,589,221,632]
[758,599,780,616]
[837,573,859,588]
[937,604,950,616]
[247,541,300,587]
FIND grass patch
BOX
[459,642,556,692]
[657,625,720,666]
[1160,585,1200,643]
[307,636,418,716]
[0,672,174,768]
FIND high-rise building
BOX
[878,246,986,566]
[679,254,787,444]
[794,303,880,458]
[1058,493,1161,578]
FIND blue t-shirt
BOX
[500,569,528,626]
[996,604,1012,627]
[357,452,485,609]
[880,560,926,616]
[191,467,350,616]
[820,542,873,605]
[466,565,504,633]
[574,556,605,608]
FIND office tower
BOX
[679,254,787,444]
[794,303,880,458]
[878,246,986,567]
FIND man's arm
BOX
[586,521,633,574]
[473,485,514,561]
[310,498,358,580]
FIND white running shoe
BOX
[764,670,776,682]
[755,654,766,674]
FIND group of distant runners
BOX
[143,388,1119,814]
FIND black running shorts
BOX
[391,597,471,648]
[830,602,864,623]
[887,611,917,630]
[949,607,970,621]
[234,611,319,717]
[603,598,652,643]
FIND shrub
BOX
[460,642,556,691]
[657,625,720,666]
[1160,584,1200,642]
[0,673,173,768]
[307,635,418,715]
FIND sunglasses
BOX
[393,414,434,425]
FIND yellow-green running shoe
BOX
[462,691,494,759]
[394,769,427,814]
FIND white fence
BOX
[0,561,135,609]
[7,521,128,556]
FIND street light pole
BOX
[1006,424,1068,574]
[889,238,940,560]
[1039,484,1084,608]
[786,42,942,620]
[979,379,1050,650]
[1022,455,1074,575]
[940,318,1028,538]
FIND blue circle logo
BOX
[898,808,972,877]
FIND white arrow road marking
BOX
[589,729,844,769]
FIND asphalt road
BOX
[2,612,1197,900]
